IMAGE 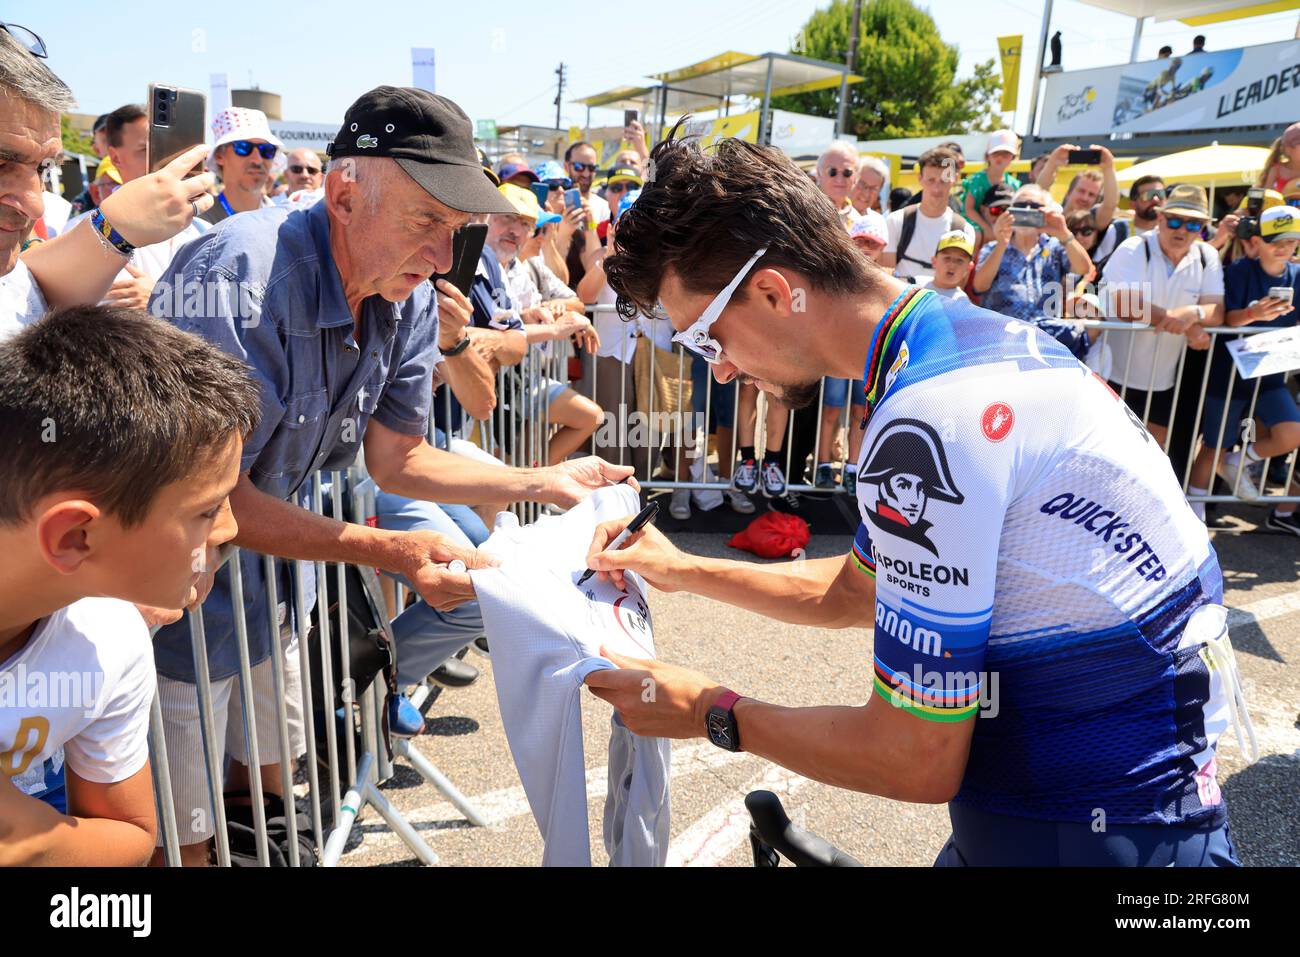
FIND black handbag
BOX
[308,562,399,760]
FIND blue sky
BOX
[23,0,1299,137]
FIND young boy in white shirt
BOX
[0,305,259,865]
[920,230,974,301]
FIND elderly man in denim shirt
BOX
[149,88,633,865]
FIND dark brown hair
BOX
[105,103,146,148]
[916,147,960,173]
[0,305,262,527]
[605,125,878,318]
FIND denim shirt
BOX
[149,200,442,681]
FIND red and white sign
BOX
[981,402,1015,442]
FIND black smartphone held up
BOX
[1009,206,1046,229]
[432,223,489,297]
[147,83,206,175]
[1068,148,1101,165]
[624,109,639,127]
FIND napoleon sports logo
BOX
[861,419,964,557]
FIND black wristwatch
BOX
[442,335,472,357]
[705,690,744,752]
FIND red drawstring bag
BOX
[727,511,810,559]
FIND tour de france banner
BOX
[1039,38,1300,138]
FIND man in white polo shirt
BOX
[1102,184,1224,446]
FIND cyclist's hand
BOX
[584,648,728,739]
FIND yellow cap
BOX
[497,182,541,221]
[935,229,974,257]
[94,154,122,185]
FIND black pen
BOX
[577,500,659,586]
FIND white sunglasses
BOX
[671,246,769,363]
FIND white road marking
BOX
[346,741,739,858]
[1227,588,1300,631]
[666,760,811,867]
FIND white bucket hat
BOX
[207,107,285,172]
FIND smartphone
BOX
[1267,286,1295,305]
[529,182,550,208]
[564,187,581,211]
[1009,206,1045,228]
[624,109,639,127]
[432,223,489,297]
[1068,148,1101,165]
[147,83,206,175]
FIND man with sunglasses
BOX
[200,107,283,225]
[576,134,1245,867]
[1129,176,1166,235]
[1102,184,1224,447]
[816,141,861,231]
[282,147,324,195]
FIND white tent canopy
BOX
[1073,0,1299,22]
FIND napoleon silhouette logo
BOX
[861,419,965,557]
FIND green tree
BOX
[778,0,1003,140]
[60,114,95,157]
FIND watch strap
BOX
[713,689,742,712]
[443,335,472,357]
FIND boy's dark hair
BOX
[105,103,146,148]
[1130,174,1165,201]
[604,125,878,319]
[0,305,262,528]
[916,146,960,174]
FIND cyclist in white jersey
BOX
[573,132,1255,866]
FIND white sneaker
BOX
[1216,451,1260,500]
[726,490,755,514]
[761,460,787,498]
[669,487,692,520]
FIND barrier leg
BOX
[321,752,373,867]
[147,690,182,867]
[392,737,488,828]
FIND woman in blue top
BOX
[973,184,1094,356]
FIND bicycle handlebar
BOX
[744,790,863,867]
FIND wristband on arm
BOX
[89,208,135,258]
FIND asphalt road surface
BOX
[338,502,1299,867]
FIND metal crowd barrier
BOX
[147,465,486,867]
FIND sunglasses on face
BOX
[1163,216,1205,233]
[545,180,571,191]
[1287,197,1300,208]
[606,181,632,193]
[229,140,278,160]
[1017,200,1045,210]
[1071,226,1096,236]
[674,246,769,363]
[825,168,854,178]
[1138,189,1166,202]
[569,161,597,172]
[289,164,321,175]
